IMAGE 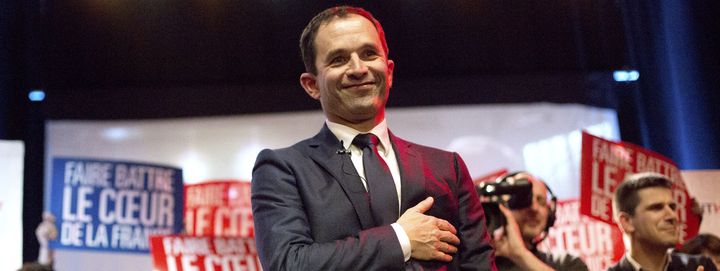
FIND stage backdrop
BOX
[46,103,619,270]
[0,140,24,271]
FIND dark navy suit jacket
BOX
[607,253,717,271]
[251,125,496,270]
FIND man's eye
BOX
[330,56,347,65]
[363,50,379,58]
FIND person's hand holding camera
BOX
[492,204,555,271]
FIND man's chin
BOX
[521,228,544,239]
[657,235,680,247]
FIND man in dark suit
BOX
[608,172,717,271]
[251,6,496,271]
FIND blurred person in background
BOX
[678,233,720,269]
[608,172,716,271]
[492,171,588,270]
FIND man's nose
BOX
[346,54,368,78]
[664,205,678,222]
[528,198,541,213]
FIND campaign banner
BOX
[681,170,720,237]
[149,235,261,271]
[0,141,24,270]
[579,132,700,241]
[540,199,624,271]
[49,157,184,253]
[185,180,253,237]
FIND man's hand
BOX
[397,197,460,262]
[492,204,529,259]
[493,204,555,271]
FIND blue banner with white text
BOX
[49,157,184,253]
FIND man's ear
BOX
[618,212,635,234]
[386,59,394,89]
[300,72,320,100]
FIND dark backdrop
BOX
[36,1,627,119]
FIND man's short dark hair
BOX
[679,233,720,255]
[299,6,389,75]
[613,172,673,220]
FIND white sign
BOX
[0,141,24,271]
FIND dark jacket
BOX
[251,125,497,270]
[607,252,717,271]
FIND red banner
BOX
[184,180,253,237]
[149,235,261,271]
[540,199,624,271]
[579,131,700,242]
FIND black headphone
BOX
[497,171,557,244]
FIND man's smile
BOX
[342,81,376,90]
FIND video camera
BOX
[476,175,533,232]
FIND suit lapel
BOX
[618,256,635,271]
[307,125,376,229]
[390,132,427,213]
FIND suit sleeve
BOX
[701,255,718,271]
[453,153,498,270]
[251,149,405,271]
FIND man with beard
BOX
[608,172,717,271]
[492,171,588,270]
[250,6,495,271]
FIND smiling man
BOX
[250,6,495,271]
[609,172,717,271]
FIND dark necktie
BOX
[352,133,399,226]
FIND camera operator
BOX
[489,172,588,271]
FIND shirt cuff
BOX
[391,223,412,262]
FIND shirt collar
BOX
[625,253,643,271]
[624,249,673,271]
[665,249,673,270]
[326,119,391,155]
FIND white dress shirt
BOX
[326,120,412,262]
